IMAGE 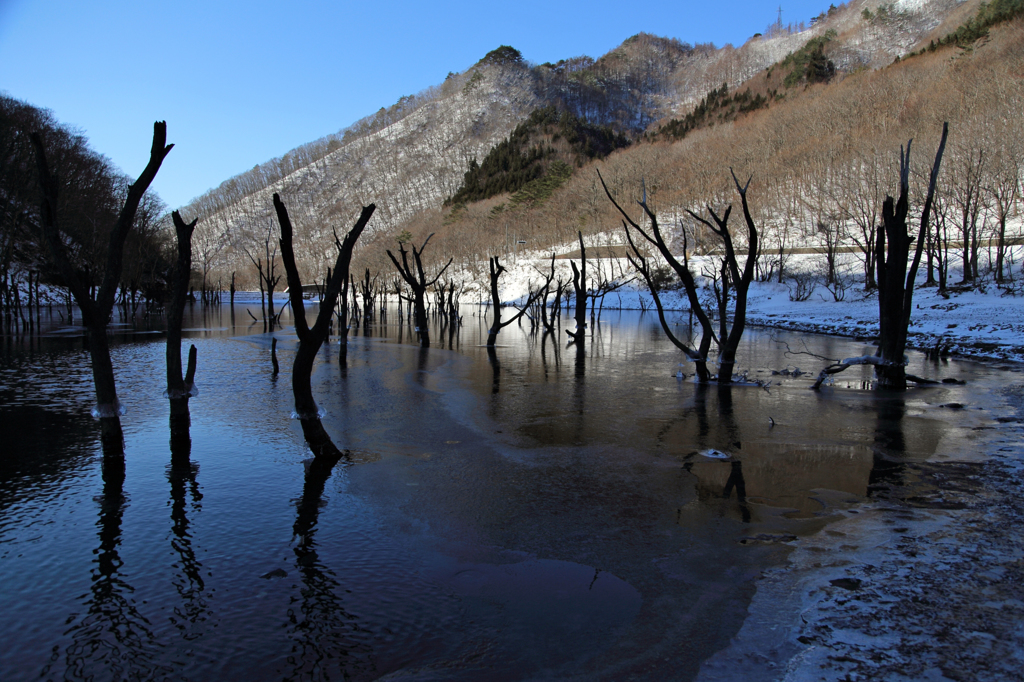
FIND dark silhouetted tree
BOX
[387,235,452,348]
[32,121,173,451]
[276,193,375,457]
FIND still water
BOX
[0,300,1017,680]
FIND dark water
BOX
[0,300,1017,680]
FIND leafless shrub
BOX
[787,271,818,301]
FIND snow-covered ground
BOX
[698,457,1024,680]
[480,246,1024,366]
[697,383,1024,681]
[744,274,1024,365]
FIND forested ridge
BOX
[445,106,630,208]
[347,0,1022,303]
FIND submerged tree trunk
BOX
[167,211,198,417]
[875,125,947,390]
[338,274,350,364]
[386,235,452,349]
[84,326,125,450]
[602,170,759,384]
[412,289,429,346]
[699,172,759,384]
[276,193,375,458]
[567,233,587,347]
[31,122,173,453]
[485,256,545,346]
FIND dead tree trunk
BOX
[276,193,375,457]
[245,242,281,328]
[32,121,172,452]
[601,173,716,382]
[337,271,350,364]
[361,269,375,323]
[566,232,587,347]
[875,124,948,390]
[604,171,758,383]
[167,211,198,417]
[386,234,452,348]
[485,255,546,346]
[687,171,760,383]
[538,255,559,335]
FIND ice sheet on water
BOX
[161,384,199,399]
[290,405,327,420]
[838,354,907,367]
[90,400,125,419]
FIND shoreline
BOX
[696,385,1024,681]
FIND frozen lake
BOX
[0,301,1018,680]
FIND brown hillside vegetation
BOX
[358,16,1023,291]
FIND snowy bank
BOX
[477,246,1024,366]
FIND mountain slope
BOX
[183,0,985,287]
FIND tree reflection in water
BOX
[284,450,374,680]
[678,384,752,523]
[54,451,170,680]
[487,346,501,395]
[869,393,909,492]
[168,411,210,645]
[539,328,560,378]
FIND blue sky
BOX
[0,0,830,209]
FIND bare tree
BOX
[191,214,227,306]
[31,121,173,450]
[566,232,588,347]
[485,255,546,346]
[604,170,758,383]
[243,233,282,326]
[276,193,375,457]
[603,173,715,382]
[386,234,452,348]
[813,125,948,390]
[876,127,948,388]
[167,211,198,417]
[686,172,760,383]
[946,143,986,283]
[986,146,1020,284]
[841,154,884,289]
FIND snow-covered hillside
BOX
[190,63,541,248]
[179,0,990,296]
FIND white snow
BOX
[471,242,1024,365]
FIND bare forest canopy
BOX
[0,96,169,312]
[3,0,1024,304]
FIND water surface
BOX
[1,301,1016,680]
